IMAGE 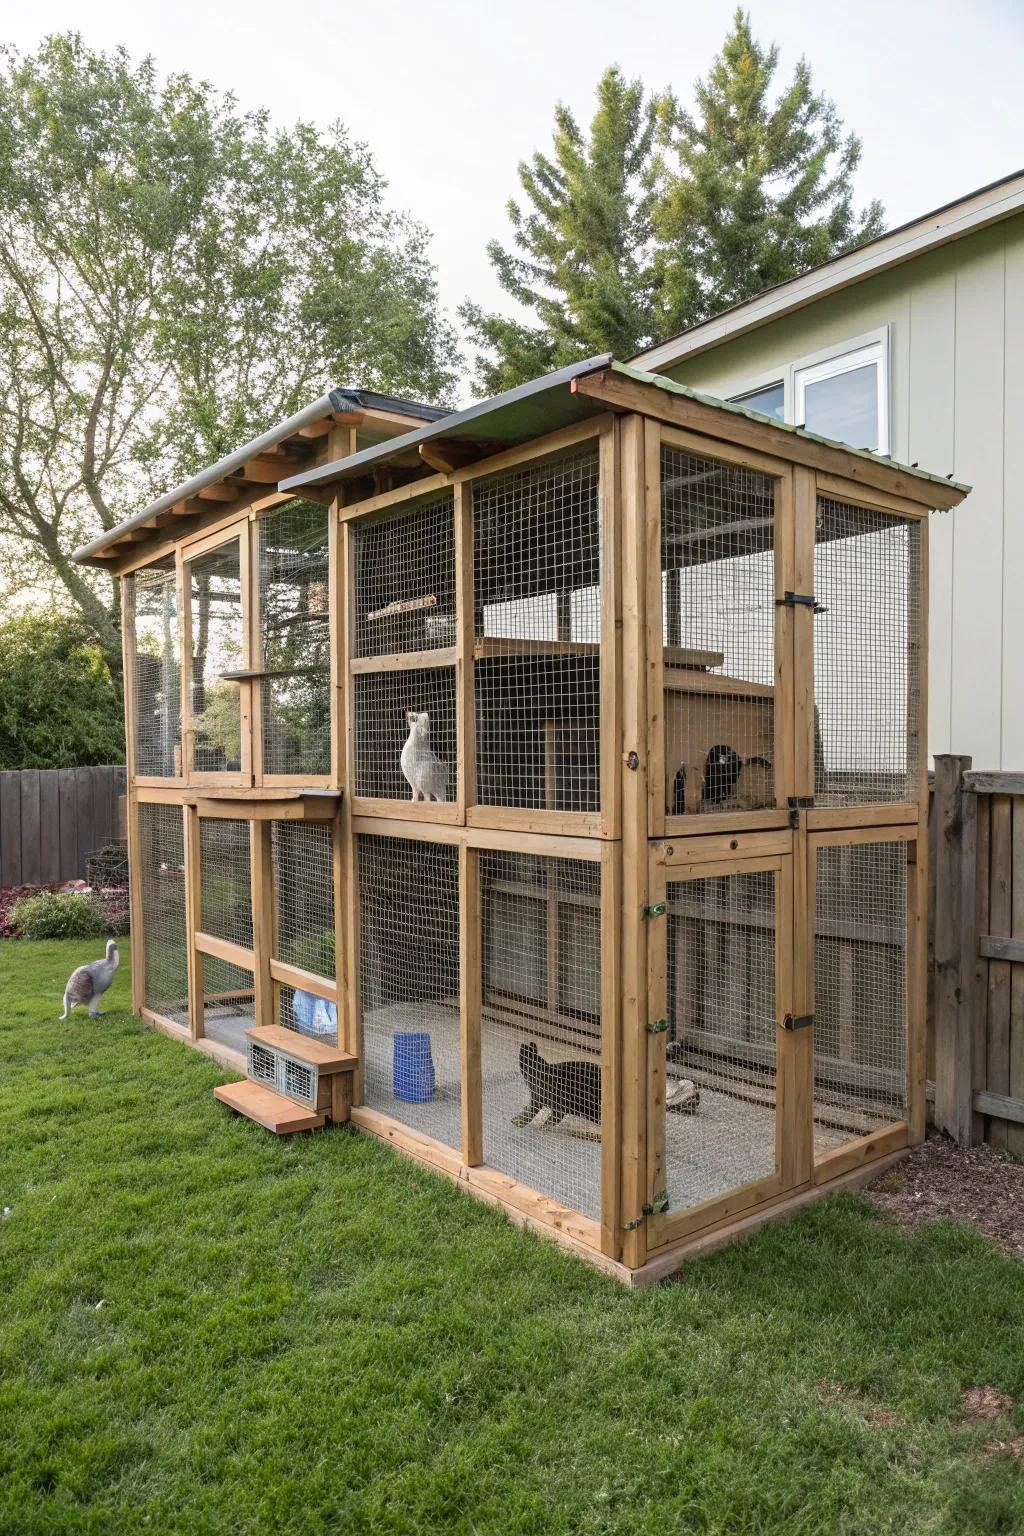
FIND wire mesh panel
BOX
[813,841,908,1152]
[189,539,245,774]
[137,803,188,1026]
[473,449,602,814]
[258,501,330,777]
[272,821,334,970]
[279,983,339,1047]
[200,956,255,1056]
[132,559,181,777]
[199,819,253,950]
[814,500,922,804]
[353,668,456,801]
[663,869,777,1211]
[271,821,337,1046]
[660,446,776,818]
[352,492,455,658]
[480,853,602,1221]
[357,835,461,1150]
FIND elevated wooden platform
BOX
[214,1079,326,1134]
[246,1025,357,1075]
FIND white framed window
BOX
[729,327,891,456]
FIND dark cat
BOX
[512,1040,601,1127]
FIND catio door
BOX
[181,524,253,786]
[645,842,796,1250]
[808,827,916,1179]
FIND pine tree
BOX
[460,68,662,395]
[653,9,885,333]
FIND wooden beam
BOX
[195,484,242,503]
[571,369,966,510]
[974,1089,1024,1125]
[417,438,501,474]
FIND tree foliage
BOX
[464,10,885,392]
[0,611,125,769]
[652,9,885,330]
[460,67,659,396]
[0,34,458,667]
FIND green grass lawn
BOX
[1,940,1022,1536]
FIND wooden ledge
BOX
[214,1079,325,1134]
[247,1025,357,1074]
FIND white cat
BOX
[400,710,448,802]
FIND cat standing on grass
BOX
[400,710,448,802]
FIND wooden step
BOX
[214,1079,326,1134]
[246,1025,358,1075]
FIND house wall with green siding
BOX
[660,212,1024,771]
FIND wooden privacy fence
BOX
[932,755,1024,1154]
[0,765,127,887]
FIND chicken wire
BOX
[813,840,908,1148]
[357,834,461,1150]
[137,802,188,1026]
[272,821,334,971]
[481,852,602,1222]
[661,446,776,818]
[353,667,456,802]
[813,499,921,805]
[200,955,255,1056]
[132,559,181,777]
[664,869,778,1210]
[473,449,602,814]
[352,492,456,657]
[189,539,245,774]
[199,818,253,950]
[258,500,330,777]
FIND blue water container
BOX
[393,1031,435,1103]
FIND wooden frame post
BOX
[932,754,980,1145]
[618,413,652,1268]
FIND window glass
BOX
[800,362,879,450]
[731,381,784,422]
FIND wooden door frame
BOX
[646,842,795,1252]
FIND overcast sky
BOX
[7,1,1024,347]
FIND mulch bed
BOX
[866,1131,1024,1258]
[0,882,129,938]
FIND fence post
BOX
[932,754,980,1145]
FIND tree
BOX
[0,35,458,670]
[464,14,885,391]
[460,68,662,396]
[652,9,885,332]
[0,611,125,769]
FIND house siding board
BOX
[665,215,1024,769]
[1001,234,1024,771]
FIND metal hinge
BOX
[646,1018,669,1034]
[782,1013,814,1031]
[776,590,827,613]
[644,902,666,919]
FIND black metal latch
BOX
[787,794,814,828]
[782,1013,814,1031]
[775,591,827,613]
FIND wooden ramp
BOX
[214,1079,326,1134]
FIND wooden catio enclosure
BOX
[74,361,969,1286]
